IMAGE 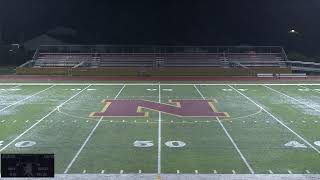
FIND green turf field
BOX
[0,83,320,175]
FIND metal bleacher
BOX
[23,45,289,69]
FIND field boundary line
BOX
[0,85,92,152]
[228,85,320,154]
[1,83,320,86]
[0,85,56,112]
[158,83,162,175]
[194,85,255,174]
[64,85,126,173]
[263,85,320,113]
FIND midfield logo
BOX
[90,99,229,117]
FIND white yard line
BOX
[228,85,320,154]
[158,83,162,175]
[0,85,92,152]
[194,85,255,174]
[64,85,126,174]
[0,85,56,112]
[263,85,320,113]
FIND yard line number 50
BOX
[134,140,186,148]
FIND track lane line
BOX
[194,85,255,174]
[0,85,92,152]
[0,85,56,112]
[64,85,126,174]
[228,85,320,154]
[263,85,320,113]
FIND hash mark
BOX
[213,170,217,174]
[268,170,273,174]
[306,170,310,174]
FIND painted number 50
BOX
[134,140,186,148]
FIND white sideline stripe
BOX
[157,83,162,174]
[264,85,320,113]
[268,170,273,174]
[0,85,92,152]
[0,85,55,112]
[228,85,320,154]
[64,85,126,174]
[1,83,320,86]
[194,85,255,174]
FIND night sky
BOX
[1,0,320,54]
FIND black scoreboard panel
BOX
[1,154,54,178]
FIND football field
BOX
[0,83,320,176]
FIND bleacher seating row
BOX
[29,52,287,68]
